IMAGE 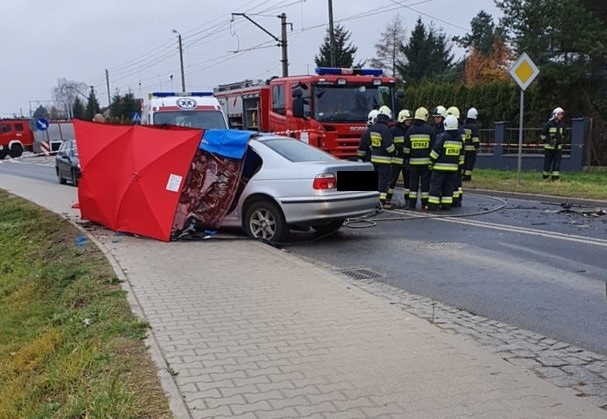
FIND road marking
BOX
[392,209,607,249]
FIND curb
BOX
[68,219,192,419]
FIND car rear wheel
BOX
[71,169,79,187]
[9,143,23,158]
[244,200,287,243]
[0,150,7,160]
[312,219,345,235]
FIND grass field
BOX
[0,190,172,418]
[464,169,607,201]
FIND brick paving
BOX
[1,173,606,418]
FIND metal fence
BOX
[475,118,588,172]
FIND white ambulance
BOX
[141,91,228,129]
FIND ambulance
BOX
[141,91,228,129]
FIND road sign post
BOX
[509,52,540,185]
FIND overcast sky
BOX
[1,0,501,117]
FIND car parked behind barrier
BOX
[55,139,80,186]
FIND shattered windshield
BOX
[312,84,393,122]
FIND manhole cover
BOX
[336,267,384,280]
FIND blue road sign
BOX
[131,112,142,124]
[36,118,49,131]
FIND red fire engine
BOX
[214,68,400,159]
[0,118,35,159]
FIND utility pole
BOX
[328,0,336,67]
[172,29,186,92]
[232,12,291,77]
[105,69,111,106]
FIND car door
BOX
[56,142,70,178]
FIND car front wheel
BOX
[56,167,66,184]
[71,169,79,187]
[244,200,287,243]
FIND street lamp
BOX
[172,29,186,92]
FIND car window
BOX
[262,138,335,162]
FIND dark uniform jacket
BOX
[357,127,372,161]
[463,119,480,152]
[368,115,395,165]
[541,119,565,150]
[430,130,465,171]
[391,122,409,166]
[404,121,435,166]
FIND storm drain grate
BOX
[335,267,384,280]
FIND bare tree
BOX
[369,14,407,76]
[52,78,89,120]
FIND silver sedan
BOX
[221,135,379,242]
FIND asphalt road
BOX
[2,159,607,356]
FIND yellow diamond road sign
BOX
[509,52,540,91]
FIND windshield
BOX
[153,111,227,129]
[262,138,335,162]
[312,84,393,122]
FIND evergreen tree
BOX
[397,18,454,83]
[72,96,86,120]
[369,14,407,76]
[315,24,362,68]
[32,105,49,119]
[453,11,499,56]
[85,90,101,121]
[109,92,141,123]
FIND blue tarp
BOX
[199,129,254,160]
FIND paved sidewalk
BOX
[1,173,605,418]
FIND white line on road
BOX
[393,209,607,249]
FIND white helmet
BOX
[397,109,413,123]
[552,107,564,119]
[466,107,478,120]
[378,105,392,119]
[432,105,447,119]
[444,115,459,131]
[367,109,379,125]
[446,106,460,119]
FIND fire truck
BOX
[214,68,401,159]
[0,118,36,159]
[141,91,228,129]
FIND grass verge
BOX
[464,169,607,201]
[0,189,172,418]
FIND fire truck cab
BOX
[214,67,401,159]
[141,91,228,129]
[0,118,35,159]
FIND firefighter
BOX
[388,109,413,207]
[446,106,465,207]
[432,105,447,136]
[462,107,480,181]
[541,107,565,181]
[404,107,435,210]
[369,106,395,209]
[357,109,379,162]
[428,115,465,211]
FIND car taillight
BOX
[313,173,336,190]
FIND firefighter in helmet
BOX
[387,109,413,207]
[428,115,465,211]
[541,107,565,181]
[370,106,396,209]
[462,107,480,181]
[446,106,465,207]
[357,109,379,162]
[432,105,447,136]
[404,107,435,210]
